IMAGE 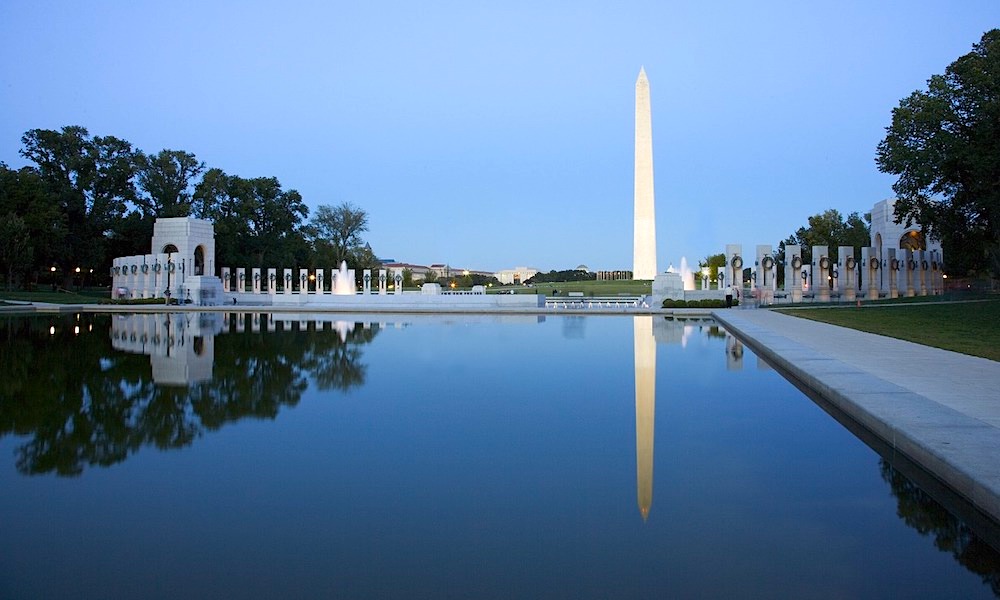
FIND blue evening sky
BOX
[1,1,996,272]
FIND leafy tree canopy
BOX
[699,253,726,281]
[4,125,376,288]
[876,29,1000,276]
[306,202,370,267]
[779,209,870,263]
[136,149,204,218]
[525,269,595,284]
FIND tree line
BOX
[0,125,376,289]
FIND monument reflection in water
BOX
[0,313,998,598]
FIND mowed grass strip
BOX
[777,299,1000,361]
[0,290,106,304]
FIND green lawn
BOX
[776,299,1000,361]
[0,289,107,304]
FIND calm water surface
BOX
[1,312,998,599]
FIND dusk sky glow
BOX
[2,1,997,272]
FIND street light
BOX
[164,253,173,305]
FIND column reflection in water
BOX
[634,315,656,521]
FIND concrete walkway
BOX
[713,308,1000,526]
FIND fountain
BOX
[679,257,695,291]
[331,261,356,296]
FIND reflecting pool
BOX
[1,312,998,598]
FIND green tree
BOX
[107,210,154,265]
[307,202,370,266]
[779,209,870,264]
[136,149,204,218]
[0,164,65,286]
[0,214,32,289]
[699,253,726,286]
[776,209,870,287]
[19,126,138,285]
[193,169,308,268]
[876,29,1000,277]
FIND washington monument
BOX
[633,67,657,280]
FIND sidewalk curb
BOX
[714,309,1000,526]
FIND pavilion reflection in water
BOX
[109,312,379,387]
[111,313,223,386]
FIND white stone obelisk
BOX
[633,67,657,280]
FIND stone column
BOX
[317,269,326,294]
[930,249,943,294]
[142,257,154,297]
[237,268,246,293]
[918,251,929,296]
[861,247,880,300]
[812,245,830,302]
[283,269,293,295]
[839,246,856,302]
[785,244,803,303]
[363,269,372,294]
[221,268,231,293]
[267,269,276,295]
[394,269,404,295]
[252,268,261,294]
[755,245,773,305]
[378,269,387,295]
[903,250,916,297]
[887,249,900,299]
[725,244,743,300]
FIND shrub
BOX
[660,298,735,309]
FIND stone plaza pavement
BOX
[713,308,1000,527]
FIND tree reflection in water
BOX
[0,313,377,476]
[881,459,1000,596]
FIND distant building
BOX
[596,270,633,281]
[381,262,493,282]
[494,266,539,285]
